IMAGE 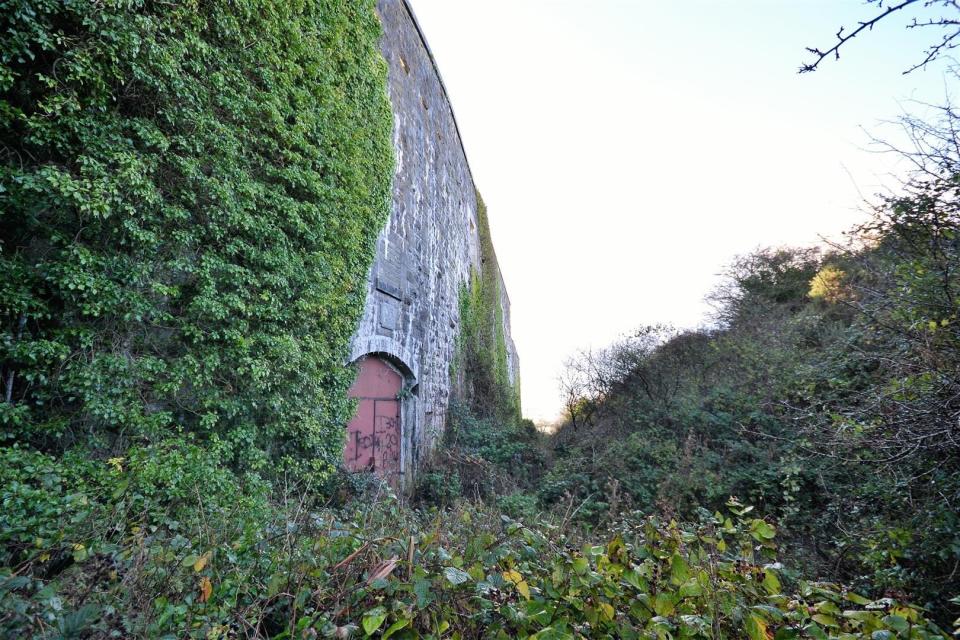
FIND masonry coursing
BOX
[349,0,519,482]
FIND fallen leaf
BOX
[193,551,211,572]
[199,576,212,603]
[333,542,369,571]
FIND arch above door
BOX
[349,335,419,384]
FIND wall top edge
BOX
[396,0,477,192]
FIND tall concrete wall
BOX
[349,0,519,483]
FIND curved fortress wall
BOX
[349,0,519,484]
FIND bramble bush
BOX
[547,104,960,621]
[1,478,949,638]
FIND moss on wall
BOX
[454,193,521,420]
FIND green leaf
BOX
[72,544,88,563]
[362,606,387,636]
[653,592,675,617]
[678,578,702,598]
[623,569,646,591]
[413,578,433,608]
[844,592,872,605]
[750,520,776,541]
[443,567,471,585]
[468,563,485,581]
[762,569,781,594]
[382,618,409,639]
[880,615,909,633]
[744,614,768,640]
[670,552,690,585]
[598,601,615,621]
[804,623,829,640]
[811,614,839,628]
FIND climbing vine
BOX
[0,0,394,478]
[454,193,521,421]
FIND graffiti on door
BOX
[345,356,402,480]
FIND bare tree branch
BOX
[800,0,920,74]
[799,0,960,74]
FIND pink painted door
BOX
[345,357,401,479]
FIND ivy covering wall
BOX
[0,0,394,478]
[454,193,521,421]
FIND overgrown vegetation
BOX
[453,193,521,424]
[419,191,535,509]
[545,103,960,624]
[1,0,958,636]
[0,464,950,638]
[0,0,394,479]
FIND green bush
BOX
[550,222,960,619]
[423,402,545,501]
[1,484,950,638]
[497,491,538,520]
[414,470,463,506]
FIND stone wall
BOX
[497,264,520,388]
[349,0,519,483]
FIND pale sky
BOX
[407,0,953,423]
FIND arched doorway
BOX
[345,355,403,481]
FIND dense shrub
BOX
[0,440,275,636]
[1,481,951,638]
[550,166,960,620]
[412,402,546,506]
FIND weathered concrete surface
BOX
[349,0,519,484]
